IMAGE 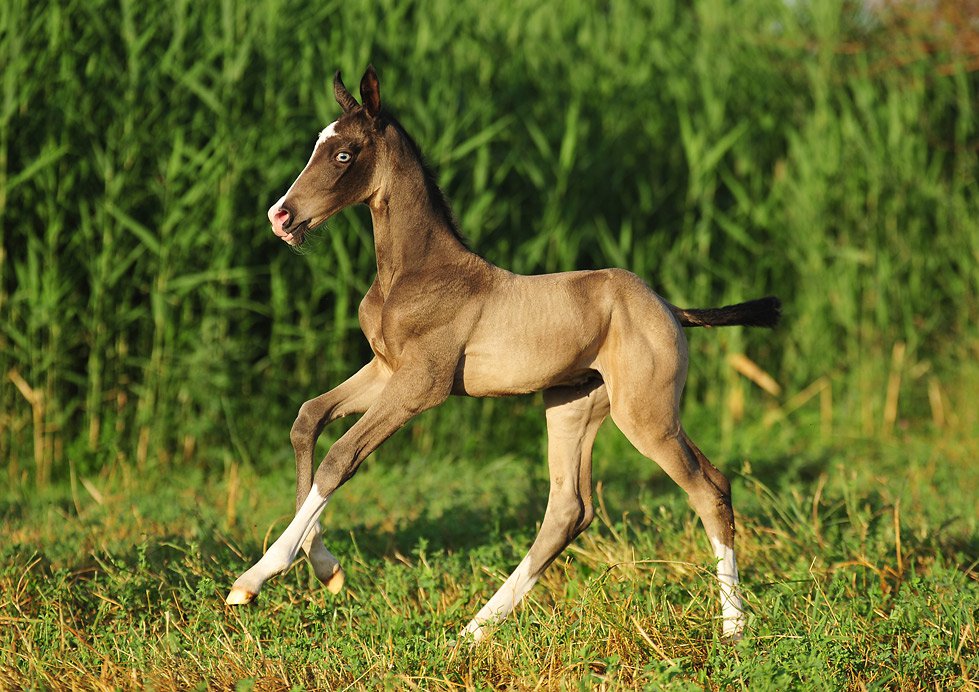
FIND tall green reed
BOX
[1,0,976,484]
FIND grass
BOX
[2,395,977,688]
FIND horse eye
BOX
[336,151,352,163]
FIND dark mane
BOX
[382,112,471,250]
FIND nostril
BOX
[273,207,291,228]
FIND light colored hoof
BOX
[723,628,744,643]
[459,622,485,644]
[324,563,345,594]
[722,617,747,642]
[225,585,256,605]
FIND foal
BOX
[227,66,780,642]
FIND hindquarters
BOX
[594,272,746,638]
[594,271,731,512]
[594,270,689,417]
[594,273,696,486]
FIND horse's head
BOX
[267,66,384,246]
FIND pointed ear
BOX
[334,70,358,112]
[359,64,381,117]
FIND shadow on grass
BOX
[17,433,974,619]
[22,489,545,607]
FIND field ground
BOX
[2,395,977,689]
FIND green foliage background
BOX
[2,0,977,480]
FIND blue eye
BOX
[336,151,351,163]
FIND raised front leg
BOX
[462,380,609,641]
[227,364,451,605]
[290,359,390,591]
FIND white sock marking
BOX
[711,537,746,637]
[232,484,331,594]
[463,555,539,639]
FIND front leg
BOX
[292,358,390,505]
[227,363,451,605]
[290,359,390,590]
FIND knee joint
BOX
[291,400,327,447]
[313,440,360,489]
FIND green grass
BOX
[2,395,977,688]
[3,344,979,687]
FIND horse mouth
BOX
[280,218,311,246]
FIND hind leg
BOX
[678,431,746,638]
[605,374,746,639]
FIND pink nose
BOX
[269,207,291,227]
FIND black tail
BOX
[671,296,781,329]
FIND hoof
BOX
[225,585,256,605]
[324,564,345,595]
[723,629,744,643]
[459,622,485,644]
[722,618,746,642]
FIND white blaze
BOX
[268,120,341,217]
[315,121,338,150]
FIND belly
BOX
[452,347,601,397]
[451,274,611,396]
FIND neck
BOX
[367,134,474,295]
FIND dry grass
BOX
[2,405,977,689]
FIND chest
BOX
[357,279,467,370]
[357,281,389,363]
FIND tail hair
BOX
[671,296,781,329]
